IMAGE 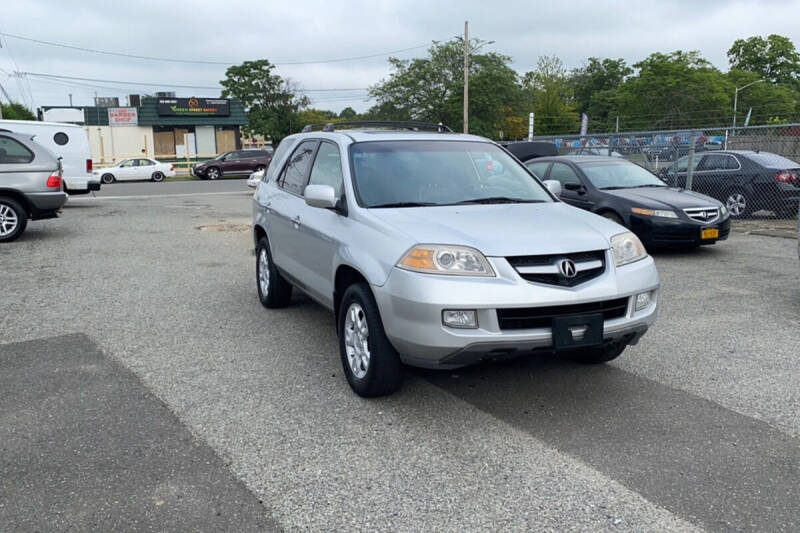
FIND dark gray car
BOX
[0,132,67,242]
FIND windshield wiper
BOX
[369,201,437,208]
[452,196,544,205]
[628,184,667,188]
[599,186,630,190]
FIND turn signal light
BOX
[400,248,435,269]
[46,174,62,188]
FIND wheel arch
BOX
[0,189,32,216]
[333,264,369,326]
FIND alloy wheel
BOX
[344,302,370,379]
[258,248,270,297]
[208,168,219,180]
[0,203,19,237]
[726,193,747,217]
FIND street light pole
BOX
[733,79,765,130]
[463,20,469,134]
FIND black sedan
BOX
[658,150,800,218]
[526,156,730,249]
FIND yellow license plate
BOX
[701,228,719,240]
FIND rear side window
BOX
[266,139,296,182]
[701,154,739,171]
[278,141,317,196]
[0,136,34,164]
[54,132,69,146]
[526,161,550,178]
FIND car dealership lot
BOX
[1,182,799,532]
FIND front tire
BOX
[256,236,292,308]
[255,165,266,173]
[338,282,403,397]
[206,167,221,180]
[0,196,28,243]
[101,173,115,184]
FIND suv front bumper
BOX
[372,253,659,369]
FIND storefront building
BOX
[40,96,248,165]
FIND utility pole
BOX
[615,116,619,133]
[463,20,469,134]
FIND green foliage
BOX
[728,34,800,85]
[220,59,309,142]
[726,69,798,125]
[369,38,523,137]
[571,58,631,130]
[0,102,36,120]
[521,56,580,135]
[338,107,357,119]
[291,108,338,130]
[613,51,731,130]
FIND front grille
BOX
[496,297,629,330]
[683,207,720,223]
[507,250,606,287]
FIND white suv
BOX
[252,122,660,397]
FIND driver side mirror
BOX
[563,182,585,192]
[543,180,562,197]
[304,184,337,209]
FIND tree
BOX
[220,60,309,142]
[338,106,357,119]
[369,38,524,137]
[728,34,800,85]
[571,58,631,130]
[726,69,798,126]
[0,102,35,120]
[521,56,580,135]
[614,51,731,129]
[292,108,337,130]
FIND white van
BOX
[0,120,100,194]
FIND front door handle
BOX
[292,215,301,228]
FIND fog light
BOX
[635,292,651,311]
[443,309,478,329]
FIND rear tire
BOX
[338,282,403,397]
[567,343,627,364]
[256,236,292,308]
[725,188,752,218]
[151,171,165,182]
[0,196,28,243]
[101,173,115,184]
[255,165,266,173]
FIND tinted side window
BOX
[278,141,317,196]
[526,161,550,179]
[309,142,344,197]
[54,132,69,146]
[138,159,154,166]
[701,154,734,171]
[266,139,296,182]
[0,136,34,164]
[548,163,582,186]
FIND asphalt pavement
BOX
[2,180,799,531]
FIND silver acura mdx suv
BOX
[253,122,660,397]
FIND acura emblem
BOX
[558,259,577,278]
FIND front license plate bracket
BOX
[552,313,604,350]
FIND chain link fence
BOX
[522,124,800,232]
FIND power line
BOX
[18,72,368,93]
[0,31,437,66]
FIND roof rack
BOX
[300,120,452,133]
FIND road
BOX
[92,177,250,197]
[2,181,799,532]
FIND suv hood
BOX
[603,187,723,209]
[368,202,621,257]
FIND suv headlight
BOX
[398,245,495,276]
[631,207,678,218]
[611,232,647,267]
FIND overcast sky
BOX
[1,0,799,113]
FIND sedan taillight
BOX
[169,165,174,171]
[775,171,799,183]
[47,174,62,188]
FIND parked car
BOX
[93,158,176,183]
[643,139,705,162]
[658,150,800,218]
[502,141,558,163]
[0,132,67,242]
[192,149,272,180]
[566,147,624,158]
[526,156,730,249]
[252,124,659,397]
[247,169,264,188]
[0,119,99,195]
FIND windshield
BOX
[578,161,666,189]
[350,141,552,207]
